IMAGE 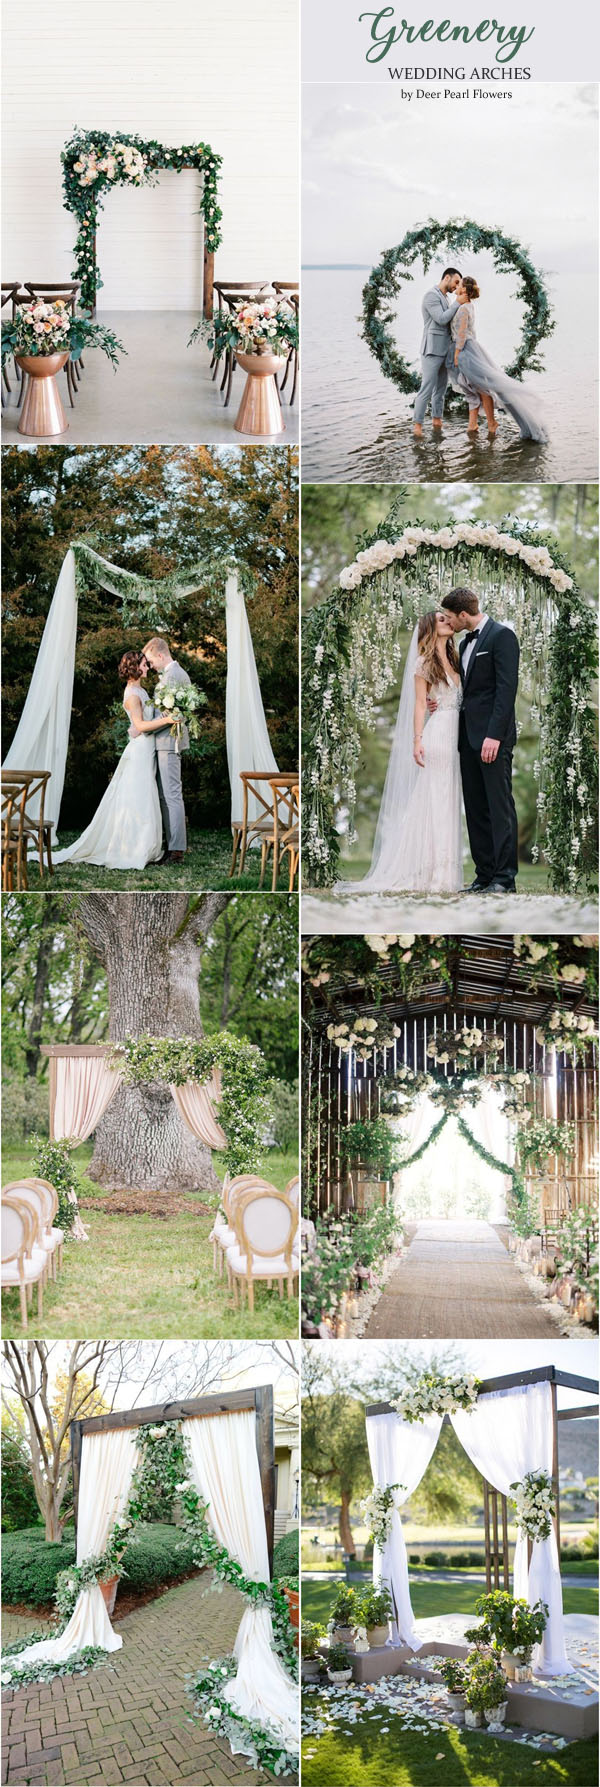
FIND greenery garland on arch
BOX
[1,1423,298,1776]
[303,502,597,892]
[361,218,554,412]
[114,1031,271,1176]
[71,539,256,632]
[62,130,222,313]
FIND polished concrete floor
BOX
[1,310,299,446]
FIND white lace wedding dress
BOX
[339,632,463,893]
[54,690,163,869]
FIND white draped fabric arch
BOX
[3,549,278,837]
[8,1427,138,1673]
[391,1087,512,1223]
[366,1381,571,1679]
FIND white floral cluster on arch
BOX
[338,524,574,597]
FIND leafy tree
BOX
[2,445,298,830]
[301,1365,371,1554]
[1,1407,41,1532]
[199,897,299,1080]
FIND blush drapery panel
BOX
[183,1411,298,1763]
[8,1427,137,1673]
[365,1407,443,1648]
[452,1382,572,1677]
[170,1070,226,1150]
[51,1054,123,1145]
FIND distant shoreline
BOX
[302,264,370,270]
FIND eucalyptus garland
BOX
[303,503,597,892]
[114,1031,270,1175]
[62,130,222,312]
[361,218,554,412]
[71,539,256,632]
[2,1421,298,1777]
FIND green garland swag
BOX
[303,500,597,892]
[71,539,256,632]
[2,1424,298,1776]
[114,1031,270,1176]
[62,130,222,312]
[361,217,554,412]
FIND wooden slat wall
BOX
[305,1010,598,1218]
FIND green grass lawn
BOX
[302,1701,598,1787]
[301,1579,599,1625]
[1,1146,299,1340]
[38,828,289,891]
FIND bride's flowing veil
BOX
[339,623,422,890]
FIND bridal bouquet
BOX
[1,300,125,369]
[153,678,207,752]
[191,295,298,359]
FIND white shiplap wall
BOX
[2,0,298,309]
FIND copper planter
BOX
[99,1574,119,1616]
[16,353,69,437]
[234,350,286,436]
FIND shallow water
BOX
[302,267,599,483]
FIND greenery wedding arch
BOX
[62,129,223,316]
[303,502,597,891]
[71,537,256,627]
[361,217,554,410]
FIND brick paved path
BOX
[2,1573,291,1787]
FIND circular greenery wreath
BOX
[62,129,222,313]
[303,504,597,892]
[361,217,554,411]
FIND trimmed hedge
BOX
[1,1523,199,1607]
[273,1527,299,1581]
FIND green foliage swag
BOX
[72,538,256,632]
[62,130,222,312]
[114,1030,270,1176]
[361,218,554,410]
[303,502,596,892]
[28,1134,81,1233]
[3,1420,297,1777]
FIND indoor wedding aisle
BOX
[364,1219,564,1340]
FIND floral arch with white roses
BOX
[303,513,597,892]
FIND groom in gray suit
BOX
[141,637,191,863]
[413,266,461,437]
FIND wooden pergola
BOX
[367,1363,599,1593]
[305,936,598,1219]
[70,1385,276,1573]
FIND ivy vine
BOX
[114,1031,271,1176]
[361,217,554,412]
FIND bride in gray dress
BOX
[447,275,548,443]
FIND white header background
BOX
[302,0,600,83]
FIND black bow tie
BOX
[464,629,480,645]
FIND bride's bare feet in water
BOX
[481,392,498,434]
[467,408,479,434]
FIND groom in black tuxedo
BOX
[441,587,520,892]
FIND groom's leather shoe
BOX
[169,852,185,864]
[466,878,490,892]
[485,879,517,894]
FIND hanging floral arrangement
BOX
[390,1370,481,1422]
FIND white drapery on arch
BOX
[3,549,278,838]
[390,1086,513,1223]
[365,1380,571,1678]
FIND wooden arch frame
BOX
[70,1384,276,1574]
[367,1364,599,1595]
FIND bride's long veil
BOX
[339,624,422,890]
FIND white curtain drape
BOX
[3,550,276,839]
[51,1055,123,1144]
[390,1097,444,1214]
[365,1408,443,1648]
[225,572,279,827]
[452,1383,572,1677]
[461,1086,512,1222]
[170,1070,226,1150]
[2,548,78,837]
[183,1411,298,1760]
[9,1427,137,1673]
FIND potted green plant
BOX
[278,1575,299,1646]
[465,1591,548,1679]
[356,1582,393,1648]
[330,1583,357,1645]
[327,1640,353,1685]
[437,1656,469,1714]
[301,1620,325,1681]
[2,301,126,438]
[341,1117,400,1182]
[465,1656,508,1728]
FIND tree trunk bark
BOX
[76,893,229,1192]
[45,1501,64,1542]
[339,1488,355,1556]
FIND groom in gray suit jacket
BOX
[142,637,191,863]
[413,266,461,436]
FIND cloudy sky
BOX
[303,81,598,269]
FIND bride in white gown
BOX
[54,651,167,870]
[341,610,463,893]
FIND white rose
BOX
[339,565,362,591]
